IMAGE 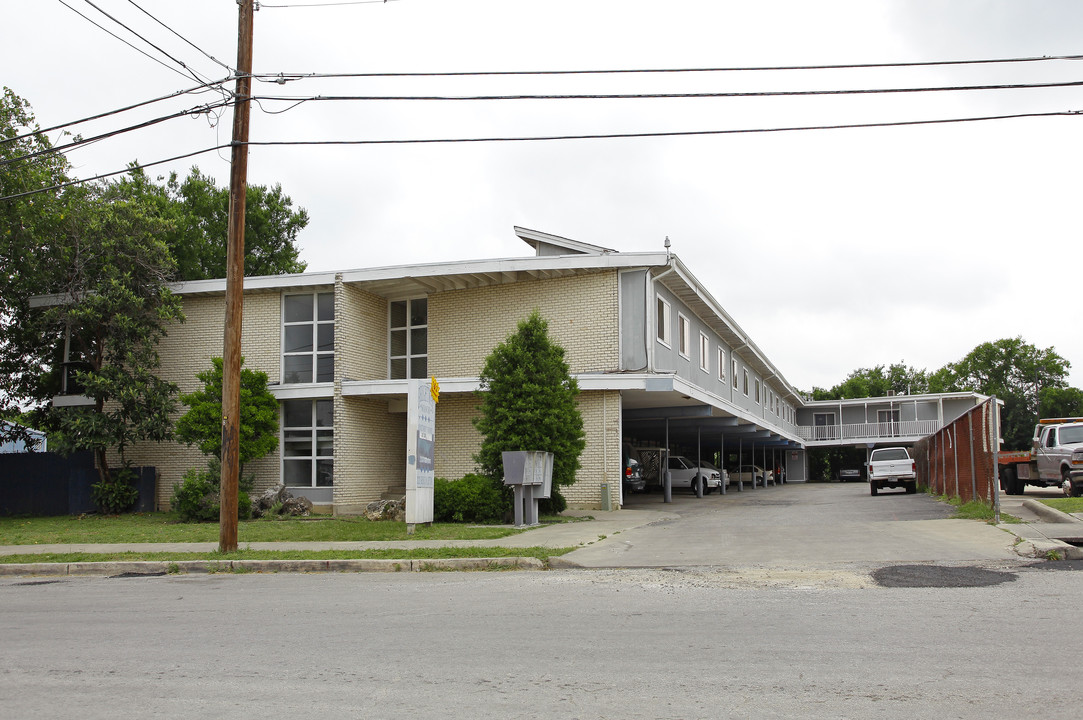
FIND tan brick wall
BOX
[121,289,286,509]
[433,393,483,480]
[337,282,387,382]
[333,395,406,513]
[564,390,623,509]
[428,270,619,378]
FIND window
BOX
[283,292,334,384]
[717,348,726,383]
[754,379,761,403]
[282,399,333,489]
[732,359,738,390]
[677,313,690,358]
[390,298,428,379]
[813,412,837,441]
[699,333,710,372]
[656,297,671,347]
[742,369,749,396]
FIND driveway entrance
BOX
[564,483,1021,568]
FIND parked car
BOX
[667,455,724,494]
[622,445,646,493]
[730,464,772,487]
[838,468,862,482]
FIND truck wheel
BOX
[1063,469,1080,498]
[906,481,917,494]
[1011,474,1027,496]
[870,482,878,497]
[691,476,704,496]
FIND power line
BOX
[0,145,230,202]
[253,52,1083,83]
[1,99,234,169]
[245,79,1083,107]
[0,78,234,148]
[241,109,1081,146]
[123,0,235,75]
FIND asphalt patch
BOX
[9,580,65,587]
[872,564,1017,588]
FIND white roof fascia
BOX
[171,272,338,297]
[802,391,991,407]
[514,226,617,256]
[664,256,803,404]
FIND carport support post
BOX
[719,432,726,495]
[696,426,703,498]
[663,418,672,503]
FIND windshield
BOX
[1060,426,1083,444]
[872,448,909,461]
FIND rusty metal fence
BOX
[913,397,1000,504]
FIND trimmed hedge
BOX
[433,474,507,523]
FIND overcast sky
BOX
[5,0,1082,392]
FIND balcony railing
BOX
[797,420,941,443]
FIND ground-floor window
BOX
[283,398,333,489]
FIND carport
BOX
[619,392,803,504]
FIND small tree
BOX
[175,357,279,473]
[172,357,277,522]
[473,311,586,512]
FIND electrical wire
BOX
[3,109,1079,203]
[123,0,235,75]
[0,78,234,148]
[0,99,234,168]
[245,78,1083,106]
[253,52,1083,83]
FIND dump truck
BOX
[998,417,1083,497]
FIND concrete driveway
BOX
[561,481,1023,569]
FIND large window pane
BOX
[283,355,312,384]
[284,325,312,354]
[410,298,427,325]
[390,300,407,328]
[315,460,334,487]
[390,358,406,379]
[316,430,334,455]
[411,357,428,379]
[317,324,334,352]
[283,400,310,428]
[390,329,407,356]
[410,328,427,354]
[316,354,334,383]
[315,399,334,427]
[284,459,311,487]
[284,295,313,323]
[317,292,334,321]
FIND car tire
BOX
[1063,469,1080,498]
[906,481,917,494]
[691,476,703,496]
[870,482,878,496]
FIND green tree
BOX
[38,177,185,510]
[473,311,586,512]
[163,168,308,280]
[929,337,1070,450]
[1039,386,1083,420]
[811,362,929,400]
[175,356,279,472]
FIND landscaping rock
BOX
[251,483,297,518]
[280,495,313,517]
[364,497,405,522]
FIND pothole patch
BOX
[871,564,1017,588]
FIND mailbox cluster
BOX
[501,451,554,527]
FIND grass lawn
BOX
[0,545,575,564]
[933,494,1021,524]
[0,512,532,545]
[1038,497,1083,514]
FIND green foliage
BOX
[433,474,508,523]
[175,357,279,471]
[473,311,586,496]
[162,168,308,280]
[90,465,139,515]
[1039,386,1083,420]
[811,363,929,400]
[171,462,252,523]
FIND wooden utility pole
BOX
[220,0,254,553]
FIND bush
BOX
[171,463,252,523]
[433,474,508,523]
[91,465,140,514]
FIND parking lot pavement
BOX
[562,481,1026,569]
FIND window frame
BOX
[281,398,334,496]
[281,291,335,385]
[699,332,710,373]
[717,347,726,383]
[742,369,749,396]
[656,296,672,348]
[389,297,429,380]
[732,359,738,390]
[677,313,690,359]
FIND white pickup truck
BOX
[867,447,917,496]
[999,417,1083,497]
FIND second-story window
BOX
[717,348,726,383]
[656,297,671,347]
[390,298,428,379]
[732,359,738,390]
[283,292,334,384]
[699,332,710,372]
[678,314,690,358]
